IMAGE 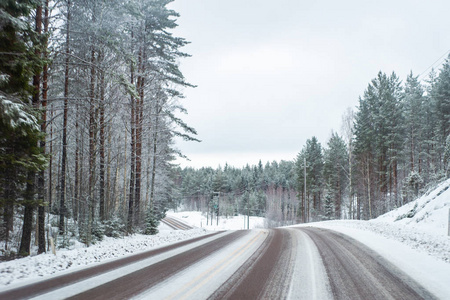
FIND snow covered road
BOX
[300,227,435,300]
[0,227,440,299]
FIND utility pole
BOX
[213,192,220,226]
[247,205,250,229]
[304,157,307,223]
[216,192,220,226]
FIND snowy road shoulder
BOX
[302,222,450,299]
[0,228,209,288]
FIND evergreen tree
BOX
[323,132,348,219]
[403,72,424,174]
[433,55,450,175]
[144,207,159,235]
[354,71,403,218]
[0,0,41,97]
[403,72,425,202]
[323,189,334,220]
[1,1,46,256]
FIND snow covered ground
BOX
[0,180,448,294]
[299,178,450,299]
[0,213,265,288]
[166,211,266,231]
[304,178,450,263]
[0,228,209,287]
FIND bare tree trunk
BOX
[74,98,80,222]
[394,158,398,207]
[106,125,112,217]
[127,35,136,231]
[20,4,43,256]
[88,46,96,240]
[19,172,35,256]
[367,158,372,220]
[48,104,53,210]
[37,1,49,254]
[99,56,106,221]
[134,45,144,226]
[123,130,127,215]
[149,101,160,211]
[3,183,14,250]
[59,0,70,234]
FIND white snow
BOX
[167,211,266,231]
[300,178,450,299]
[0,227,209,288]
[0,96,40,131]
[0,180,449,297]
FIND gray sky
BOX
[168,0,450,169]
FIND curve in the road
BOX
[299,227,437,300]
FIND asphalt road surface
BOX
[0,227,438,300]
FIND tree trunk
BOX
[127,37,136,232]
[74,100,79,222]
[37,0,49,254]
[88,46,96,241]
[59,0,70,234]
[149,102,161,211]
[3,180,14,250]
[30,4,44,254]
[106,125,112,217]
[48,104,53,210]
[134,45,144,226]
[99,58,105,221]
[367,158,372,220]
[19,172,35,256]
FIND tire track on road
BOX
[0,232,221,300]
[300,227,437,300]
[67,230,248,300]
[209,228,294,299]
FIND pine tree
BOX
[1,1,46,256]
[323,132,348,219]
[144,207,159,235]
[403,72,425,203]
[323,190,334,220]
[432,55,450,176]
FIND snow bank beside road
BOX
[0,211,264,288]
[307,222,450,299]
[0,228,208,287]
[309,219,450,263]
[302,179,450,299]
[307,178,450,263]
[375,178,450,236]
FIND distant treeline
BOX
[175,63,450,224]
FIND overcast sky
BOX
[168,0,450,169]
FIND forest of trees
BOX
[1,0,198,257]
[175,66,450,226]
[174,161,298,228]
[2,0,450,258]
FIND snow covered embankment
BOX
[0,228,207,287]
[303,179,450,299]
[315,179,450,263]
